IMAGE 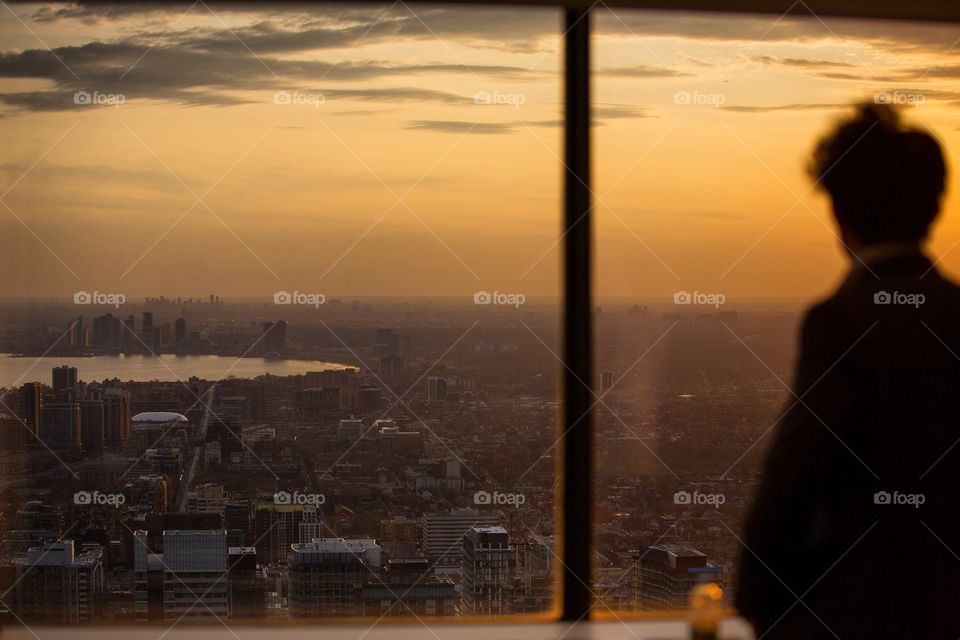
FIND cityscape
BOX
[0,296,798,622]
[3,0,960,634]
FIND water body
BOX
[0,354,352,387]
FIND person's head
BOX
[808,102,947,250]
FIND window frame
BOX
[5,0,960,630]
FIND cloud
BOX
[31,4,559,53]
[405,120,517,134]
[405,105,655,134]
[318,87,470,104]
[7,4,960,116]
[0,38,527,111]
[719,102,850,113]
[596,65,693,78]
[594,104,655,119]
[754,56,855,68]
[0,162,191,191]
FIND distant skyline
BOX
[2,3,959,300]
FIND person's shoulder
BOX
[800,294,845,337]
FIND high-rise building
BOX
[123,315,136,352]
[461,526,516,616]
[595,369,615,394]
[0,413,28,450]
[123,474,169,514]
[262,320,287,354]
[288,538,381,618]
[174,318,187,348]
[52,365,78,398]
[134,530,229,622]
[379,516,421,559]
[380,355,405,376]
[92,314,123,351]
[141,312,160,353]
[421,508,499,569]
[15,501,64,536]
[224,500,252,547]
[10,540,103,623]
[356,385,381,413]
[39,402,81,452]
[78,400,105,456]
[361,558,456,617]
[254,503,322,565]
[18,382,42,439]
[228,546,265,619]
[103,388,131,449]
[632,545,724,611]
[427,376,447,404]
[67,316,85,348]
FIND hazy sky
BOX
[1,2,959,301]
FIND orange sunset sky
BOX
[1,2,959,301]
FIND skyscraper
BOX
[461,526,516,616]
[52,365,78,398]
[632,545,724,611]
[78,400,105,456]
[175,318,187,348]
[227,546,265,619]
[10,540,104,623]
[18,382,42,439]
[262,320,286,354]
[39,402,81,452]
[288,538,381,618]
[421,508,499,569]
[67,316,85,348]
[254,502,322,565]
[103,388,131,450]
[427,376,447,404]
[134,530,229,622]
[92,313,123,351]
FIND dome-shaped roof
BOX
[132,411,189,423]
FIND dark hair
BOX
[808,102,946,244]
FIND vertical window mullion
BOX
[561,5,593,623]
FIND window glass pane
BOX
[0,2,560,624]
[593,9,960,614]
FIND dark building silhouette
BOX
[52,365,78,398]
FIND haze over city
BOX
[1,1,960,632]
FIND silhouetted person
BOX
[735,103,959,639]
